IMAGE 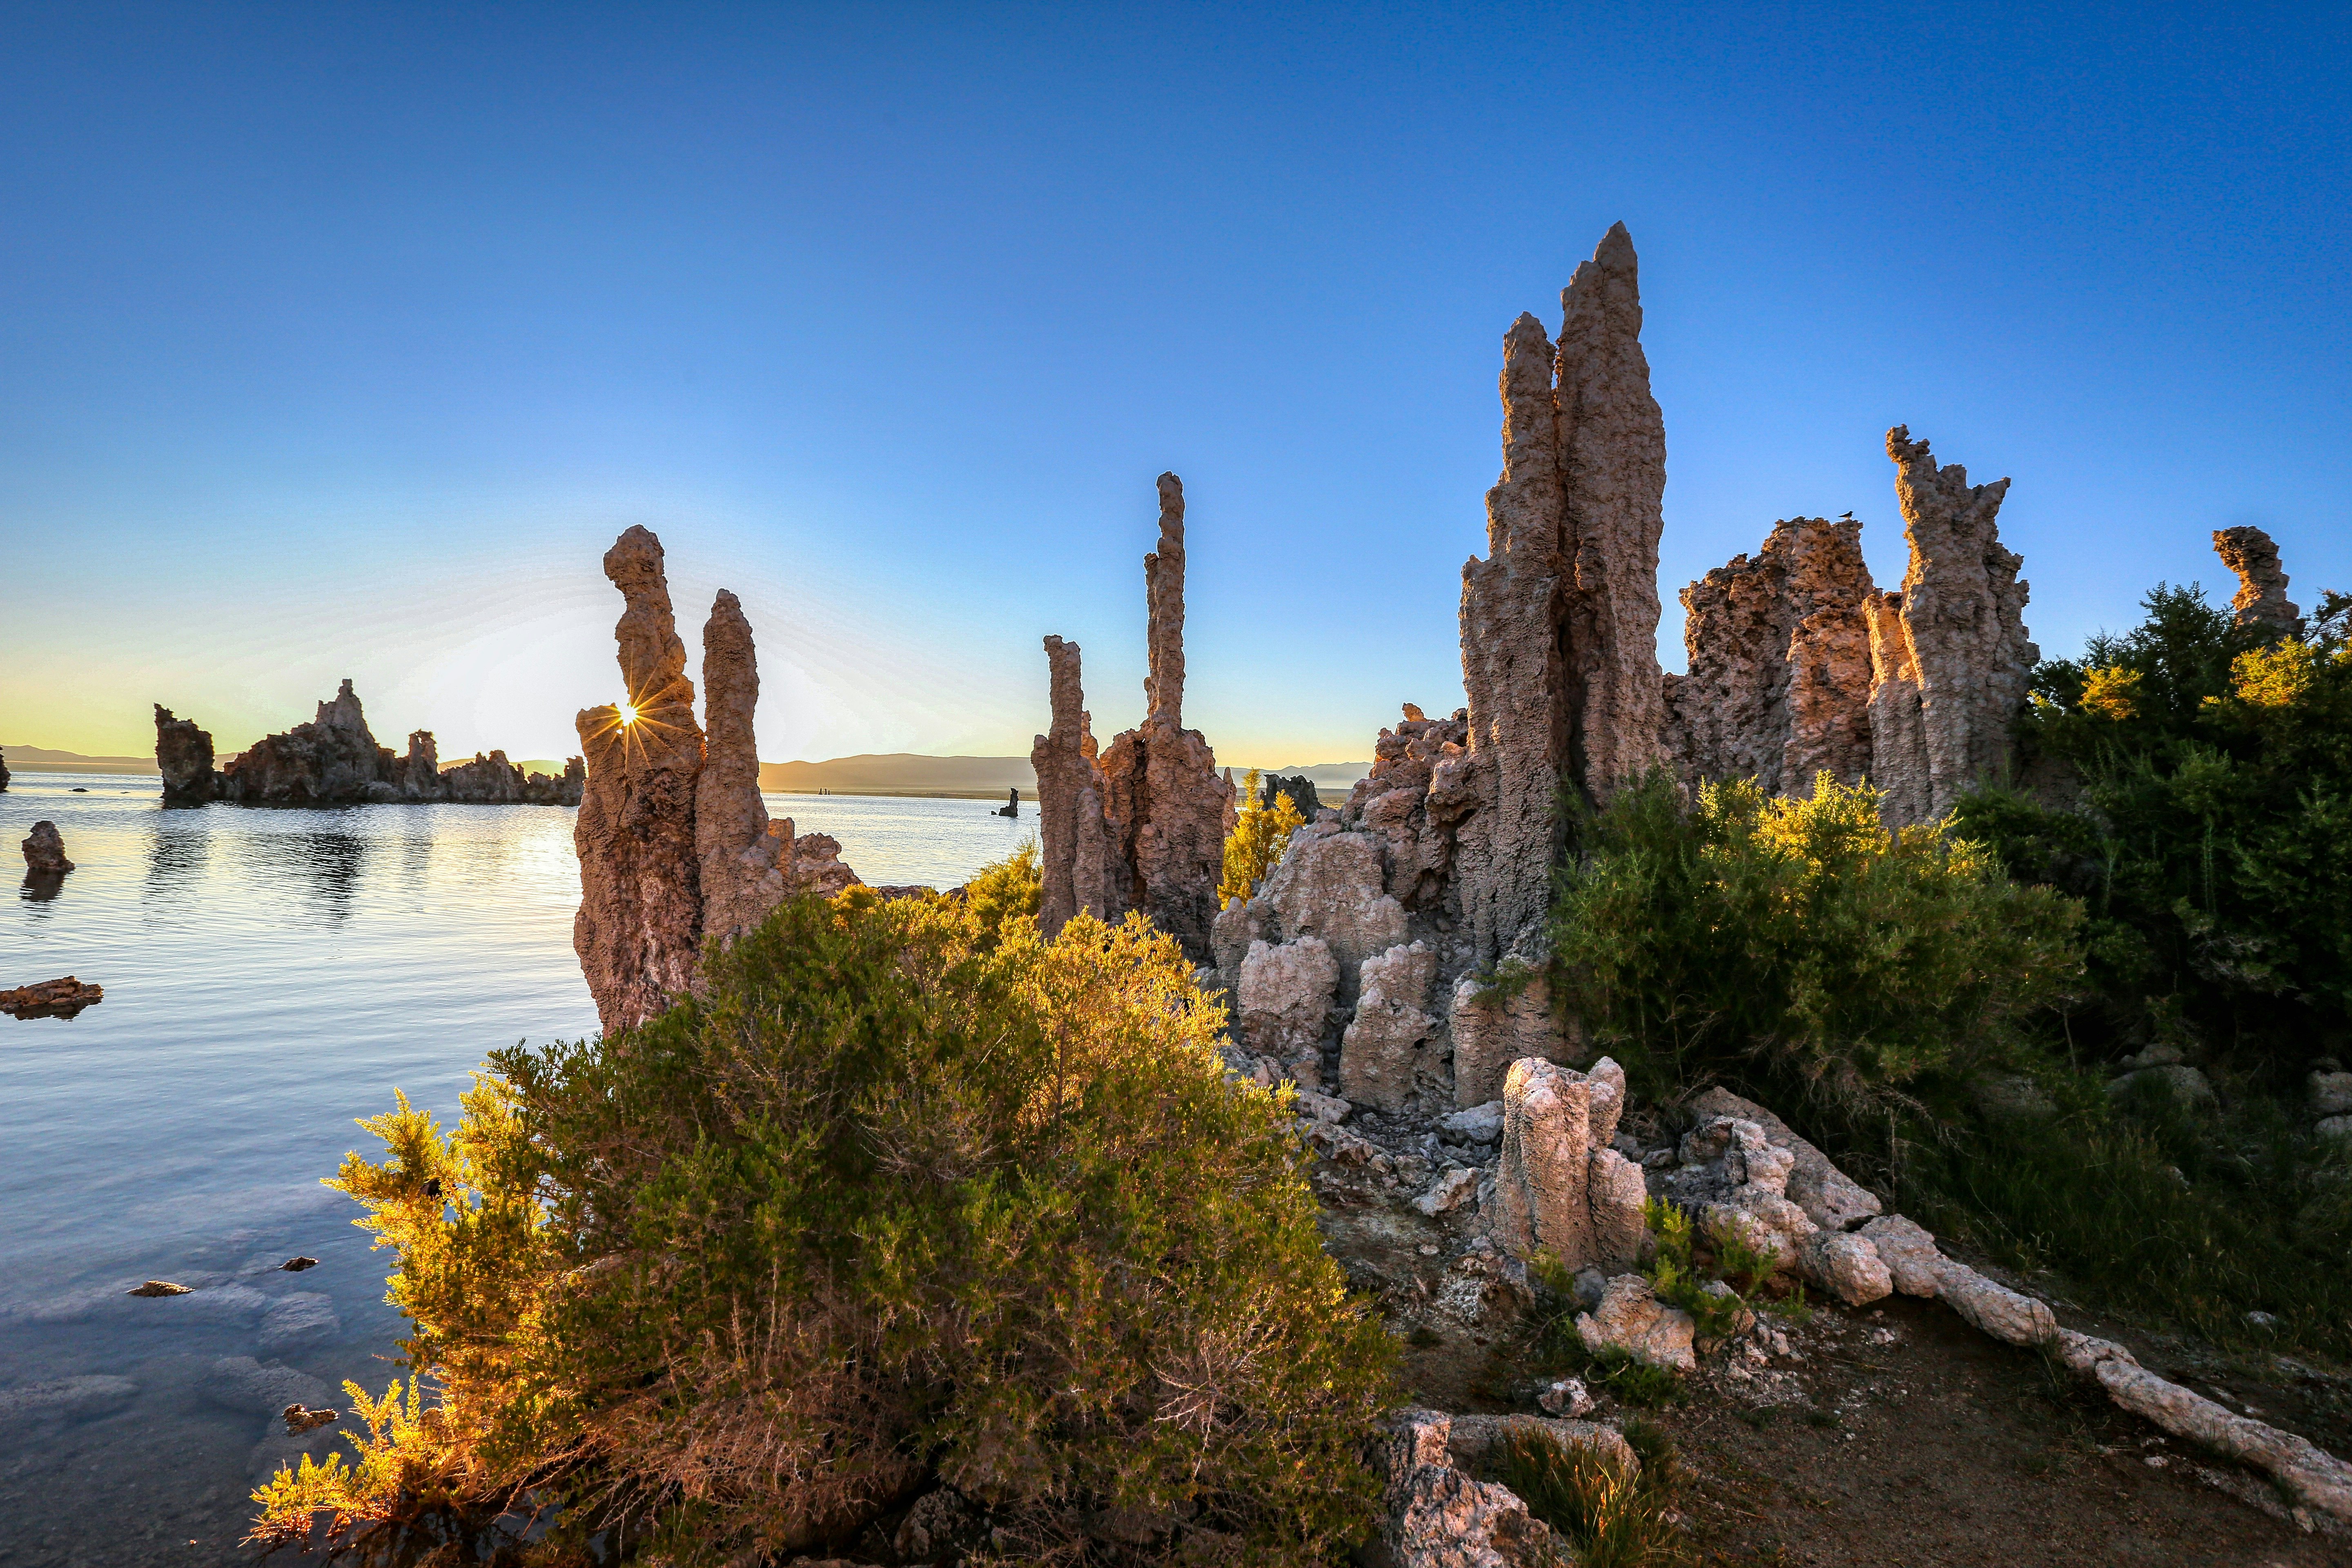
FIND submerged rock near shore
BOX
[151,685,584,807]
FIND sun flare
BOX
[618,702,639,726]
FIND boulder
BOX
[1686,1087,1880,1230]
[1449,969,1572,1110]
[1258,830,1408,994]
[1799,1230,1893,1307]
[1857,1214,1943,1297]
[1933,1259,2056,1347]
[1340,941,1441,1111]
[1372,1408,1559,1568]
[20,821,73,874]
[1490,1059,1593,1265]
[1586,1146,1649,1274]
[1441,1101,1505,1145]
[2307,1071,2352,1119]
[1574,1274,1697,1373]
[1236,937,1337,1074]
[2106,1063,2216,1110]
[1415,1165,1480,1218]
[0,976,103,1018]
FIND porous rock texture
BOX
[1882,425,2038,821]
[1489,1056,1645,1274]
[1339,941,1441,1112]
[2212,525,2302,634]
[1373,1409,1560,1568]
[1235,935,1337,1088]
[1033,476,1233,961]
[0,746,10,792]
[1664,431,2036,826]
[151,689,583,807]
[571,528,862,1033]
[1457,223,1668,974]
[1664,516,1876,797]
[21,820,74,874]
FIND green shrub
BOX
[1220,769,1306,906]
[1955,582,2352,1075]
[1550,770,2083,1111]
[963,836,1042,948]
[253,889,1396,1565]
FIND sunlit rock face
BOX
[1662,432,2038,828]
[2212,525,2302,635]
[154,705,219,804]
[571,531,860,1033]
[1456,223,1669,973]
[1036,473,1234,963]
[1664,517,1877,799]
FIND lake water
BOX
[0,776,1036,1566]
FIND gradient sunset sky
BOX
[3,4,2345,768]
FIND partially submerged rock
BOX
[127,1281,192,1297]
[1,976,103,1018]
[20,821,73,874]
[281,1403,340,1435]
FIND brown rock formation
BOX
[154,705,219,804]
[1862,591,1932,826]
[2212,526,2302,634]
[21,820,74,874]
[0,975,103,1019]
[222,679,399,803]
[571,534,859,1031]
[1031,635,1127,936]
[0,746,9,793]
[573,526,710,1035]
[1035,475,1233,962]
[396,731,441,799]
[1664,517,1876,797]
[1882,427,2038,821]
[1456,224,1669,970]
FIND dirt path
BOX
[1643,1293,2349,1566]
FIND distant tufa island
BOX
[753,754,1370,800]
[154,680,584,807]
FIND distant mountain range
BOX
[2,744,1370,798]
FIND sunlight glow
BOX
[618,702,639,726]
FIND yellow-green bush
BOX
[1550,771,2082,1108]
[1219,769,1305,908]
[254,882,1394,1565]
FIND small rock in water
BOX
[281,1404,340,1435]
[1,976,105,1018]
[20,821,75,873]
[127,1281,192,1297]
[279,1257,319,1272]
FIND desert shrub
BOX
[962,836,1042,948]
[1489,1423,1682,1567]
[1550,770,2082,1111]
[1219,769,1306,906]
[252,889,1395,1565]
[1955,582,2352,1076]
[1899,1078,2352,1363]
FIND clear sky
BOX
[3,3,2345,768]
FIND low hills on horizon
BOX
[1,744,1370,800]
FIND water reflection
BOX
[20,870,66,905]
[145,815,212,899]
[258,825,372,924]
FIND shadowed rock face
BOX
[1036,474,1233,962]
[573,526,710,1035]
[1883,426,2038,822]
[571,534,861,1032]
[1666,517,1876,798]
[1456,224,1668,970]
[219,679,396,803]
[1031,635,1127,935]
[2213,526,2302,634]
[154,705,218,804]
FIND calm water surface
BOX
[0,776,1033,1565]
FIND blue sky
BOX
[3,2,2345,766]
